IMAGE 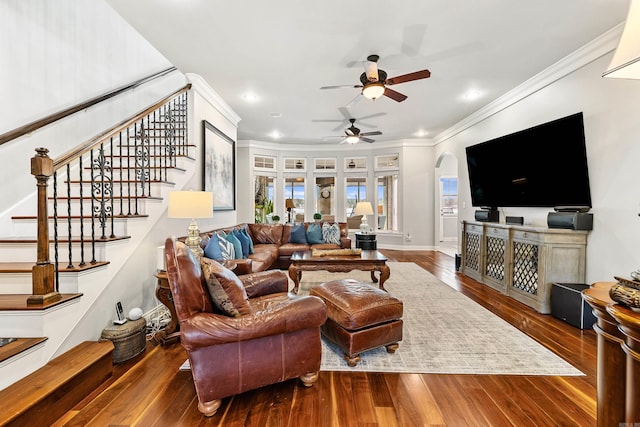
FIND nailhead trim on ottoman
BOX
[310,279,403,367]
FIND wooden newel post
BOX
[28,147,60,305]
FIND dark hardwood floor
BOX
[53,250,597,426]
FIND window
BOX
[377,174,398,231]
[284,177,305,222]
[375,154,399,170]
[254,175,275,223]
[284,157,306,171]
[314,158,336,171]
[345,176,367,218]
[254,155,276,170]
[440,177,458,215]
[315,176,335,219]
[344,157,367,171]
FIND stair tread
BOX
[49,195,163,201]
[0,261,109,273]
[0,340,113,426]
[0,293,83,310]
[0,337,48,364]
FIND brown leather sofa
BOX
[198,222,352,273]
[164,237,327,417]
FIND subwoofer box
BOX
[550,283,596,329]
[474,209,499,222]
[547,212,593,230]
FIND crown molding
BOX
[237,138,433,151]
[185,73,241,126]
[434,23,624,145]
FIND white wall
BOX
[434,40,640,283]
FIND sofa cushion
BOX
[278,242,311,256]
[248,223,284,245]
[203,233,223,260]
[248,244,280,272]
[200,257,252,317]
[233,229,251,258]
[289,223,308,244]
[322,222,341,245]
[306,223,323,244]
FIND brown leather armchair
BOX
[164,238,327,417]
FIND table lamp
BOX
[168,190,213,255]
[285,198,296,223]
[354,201,374,234]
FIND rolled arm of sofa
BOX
[241,270,289,298]
[179,295,327,350]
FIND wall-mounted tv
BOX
[465,112,591,210]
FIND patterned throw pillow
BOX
[306,222,324,244]
[217,232,235,260]
[322,222,341,245]
[203,233,223,260]
[289,223,308,244]
[200,257,252,317]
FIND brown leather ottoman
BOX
[310,279,403,367]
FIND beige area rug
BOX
[180,262,583,375]
[294,262,584,375]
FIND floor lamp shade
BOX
[603,0,640,79]
[168,191,213,255]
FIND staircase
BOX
[0,85,193,391]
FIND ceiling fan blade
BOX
[360,131,382,137]
[345,93,364,109]
[320,84,362,90]
[383,87,408,102]
[386,69,431,85]
[360,137,375,143]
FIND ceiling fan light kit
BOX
[362,82,385,100]
[345,135,360,144]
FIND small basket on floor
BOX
[100,318,147,363]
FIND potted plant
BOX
[313,213,322,222]
[271,215,280,224]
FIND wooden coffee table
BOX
[288,250,390,294]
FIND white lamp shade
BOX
[354,201,374,216]
[168,191,213,218]
[603,0,640,79]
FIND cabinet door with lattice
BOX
[483,226,509,293]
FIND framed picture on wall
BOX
[203,120,236,211]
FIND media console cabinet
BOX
[460,220,588,314]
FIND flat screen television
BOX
[465,112,591,210]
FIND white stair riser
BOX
[45,199,153,216]
[12,218,128,238]
[0,242,108,263]
[0,272,82,294]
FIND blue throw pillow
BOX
[289,223,308,244]
[203,233,223,260]
[306,223,324,244]
[225,231,244,259]
[241,226,254,254]
[232,229,250,258]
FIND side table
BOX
[355,233,377,250]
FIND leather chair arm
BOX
[180,295,327,350]
[241,270,289,298]
[340,236,352,248]
[231,259,253,275]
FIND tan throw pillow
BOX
[200,257,252,317]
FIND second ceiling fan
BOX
[327,118,382,144]
[321,54,431,103]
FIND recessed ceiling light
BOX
[462,90,482,101]
[270,112,282,118]
[270,130,282,139]
[242,92,259,102]
[414,129,429,137]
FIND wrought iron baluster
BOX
[126,127,132,216]
[78,155,85,266]
[66,164,73,269]
[133,122,139,215]
[92,143,112,240]
[109,140,115,238]
[53,171,59,291]
[90,149,96,263]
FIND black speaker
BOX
[550,283,596,329]
[474,209,499,222]
[505,216,524,225]
[547,212,593,230]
